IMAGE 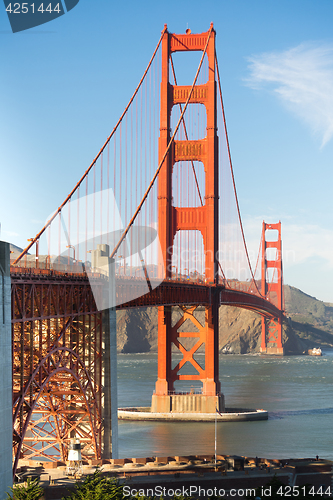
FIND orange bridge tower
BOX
[152,25,224,413]
[260,221,284,355]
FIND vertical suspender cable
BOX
[100,152,103,245]
[93,164,96,249]
[85,177,88,260]
[107,142,110,247]
[77,186,80,263]
[215,53,261,294]
[119,122,122,239]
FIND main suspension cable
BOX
[13,26,167,265]
[110,26,214,259]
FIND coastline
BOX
[16,455,333,500]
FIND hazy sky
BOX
[1,0,333,302]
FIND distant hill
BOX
[116,285,333,355]
[284,285,333,349]
[7,245,332,354]
[9,243,29,258]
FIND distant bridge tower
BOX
[260,221,284,355]
[152,25,224,413]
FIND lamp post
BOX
[118,255,126,275]
[171,265,178,280]
[134,267,141,277]
[27,238,39,269]
[66,245,76,263]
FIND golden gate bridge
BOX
[8,24,284,476]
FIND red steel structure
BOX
[8,24,285,475]
[153,25,221,412]
[11,270,104,475]
[260,222,284,354]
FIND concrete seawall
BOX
[16,455,333,500]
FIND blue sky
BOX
[1,0,333,302]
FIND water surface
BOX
[117,350,333,460]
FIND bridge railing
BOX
[153,389,224,397]
[10,261,277,307]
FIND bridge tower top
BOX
[261,221,283,310]
[158,24,218,283]
[155,25,221,403]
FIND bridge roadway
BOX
[10,266,281,319]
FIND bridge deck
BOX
[10,267,281,319]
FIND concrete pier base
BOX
[260,346,284,355]
[151,393,225,413]
[118,407,268,421]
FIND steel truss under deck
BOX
[11,271,104,475]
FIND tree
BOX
[61,470,196,500]
[6,477,44,500]
[61,469,124,500]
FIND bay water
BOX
[117,350,333,460]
